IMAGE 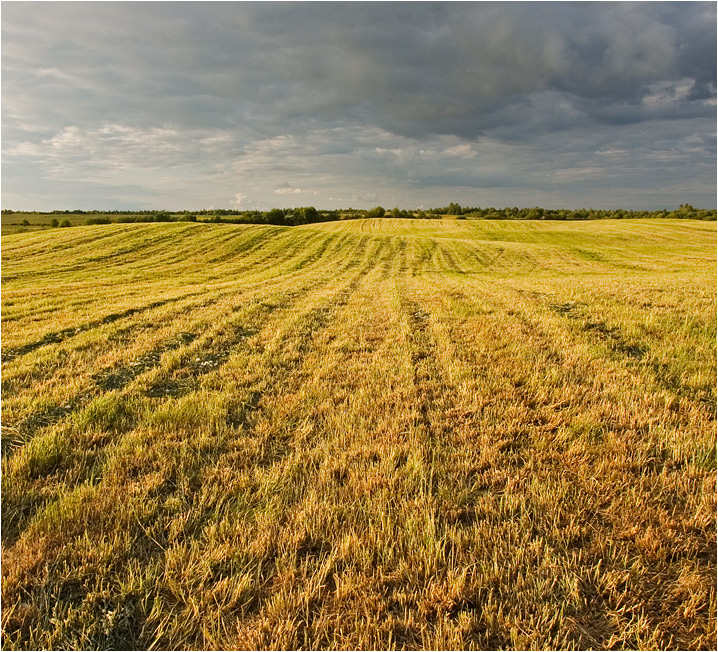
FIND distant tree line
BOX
[426,203,716,221]
[2,203,715,227]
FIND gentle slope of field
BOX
[2,219,716,649]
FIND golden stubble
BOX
[2,219,715,649]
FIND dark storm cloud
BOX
[2,2,715,210]
[224,1,716,138]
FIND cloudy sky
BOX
[2,1,716,211]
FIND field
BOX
[1,214,93,235]
[1,218,716,650]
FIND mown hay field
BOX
[1,218,716,650]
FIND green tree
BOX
[263,208,285,225]
[526,207,544,219]
[293,207,318,225]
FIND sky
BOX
[2,1,716,211]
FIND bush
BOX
[59,220,71,228]
[84,216,112,225]
[50,218,59,227]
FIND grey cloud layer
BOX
[2,2,715,210]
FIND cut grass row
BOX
[1,219,715,649]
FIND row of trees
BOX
[79,207,336,227]
[427,203,716,221]
[4,203,715,226]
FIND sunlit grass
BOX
[2,219,715,649]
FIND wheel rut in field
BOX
[7,268,372,544]
[427,282,566,445]
[80,229,199,266]
[1,294,230,397]
[0,277,356,546]
[400,295,448,441]
[2,274,349,459]
[289,233,338,271]
[1,292,204,363]
[95,332,199,392]
[1,269,319,393]
[224,264,372,432]
[411,239,439,275]
[204,228,280,264]
[0,331,199,458]
[142,325,257,398]
[378,237,407,279]
[543,293,712,408]
[439,284,666,454]
[139,272,351,400]
[439,246,465,274]
[1,287,297,454]
[241,230,321,271]
[547,300,646,359]
[2,249,371,551]
[339,235,373,271]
